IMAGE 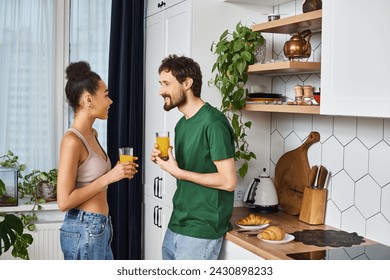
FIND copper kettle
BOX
[283,29,312,60]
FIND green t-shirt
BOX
[168,103,235,239]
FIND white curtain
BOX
[0,0,56,173]
[69,0,112,150]
[0,0,112,173]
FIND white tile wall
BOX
[267,0,390,246]
[270,114,390,246]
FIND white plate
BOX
[258,233,295,244]
[235,223,269,230]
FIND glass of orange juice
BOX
[119,147,133,162]
[156,131,170,160]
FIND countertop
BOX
[226,207,376,260]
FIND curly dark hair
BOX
[158,55,202,97]
[65,61,101,112]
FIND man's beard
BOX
[163,90,186,111]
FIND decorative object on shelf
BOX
[294,85,304,104]
[283,29,312,60]
[267,14,280,21]
[21,168,58,203]
[302,0,322,13]
[0,151,25,207]
[313,89,320,104]
[210,22,265,178]
[0,167,18,207]
[254,40,266,64]
[303,85,313,104]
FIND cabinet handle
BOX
[157,177,163,199]
[157,1,166,9]
[153,205,159,226]
[153,177,159,198]
[157,206,162,228]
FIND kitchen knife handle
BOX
[317,166,328,189]
[309,165,318,188]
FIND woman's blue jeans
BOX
[162,228,223,260]
[60,208,114,260]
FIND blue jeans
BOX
[162,228,223,260]
[60,208,114,260]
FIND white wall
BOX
[190,0,274,191]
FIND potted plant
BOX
[21,168,58,203]
[0,150,26,206]
[0,150,34,259]
[210,22,265,178]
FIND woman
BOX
[57,61,138,260]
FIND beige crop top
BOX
[68,128,112,188]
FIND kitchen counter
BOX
[226,207,377,260]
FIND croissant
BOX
[258,226,285,241]
[237,214,271,225]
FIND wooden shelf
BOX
[247,61,321,76]
[252,10,322,34]
[244,103,320,114]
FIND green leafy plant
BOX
[21,168,58,204]
[0,150,26,194]
[0,213,33,259]
[210,22,265,178]
[0,150,34,259]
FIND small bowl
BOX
[268,14,281,21]
[313,92,320,104]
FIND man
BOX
[150,55,237,260]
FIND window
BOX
[69,0,112,149]
[0,0,111,173]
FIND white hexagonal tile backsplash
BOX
[266,1,390,246]
[270,113,390,246]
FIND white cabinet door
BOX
[321,0,390,118]
[218,240,262,260]
[144,11,165,201]
[143,1,190,259]
[160,0,191,206]
[143,195,164,260]
[144,0,191,207]
[143,194,172,260]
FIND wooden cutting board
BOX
[274,131,320,215]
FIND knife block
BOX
[299,187,327,225]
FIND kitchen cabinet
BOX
[245,10,322,115]
[143,194,172,259]
[224,0,293,6]
[143,0,190,260]
[219,240,262,260]
[146,0,186,17]
[321,0,390,118]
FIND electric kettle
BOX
[243,168,279,213]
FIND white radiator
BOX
[0,222,63,260]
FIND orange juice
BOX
[118,147,133,162]
[156,136,170,160]
[120,154,133,163]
